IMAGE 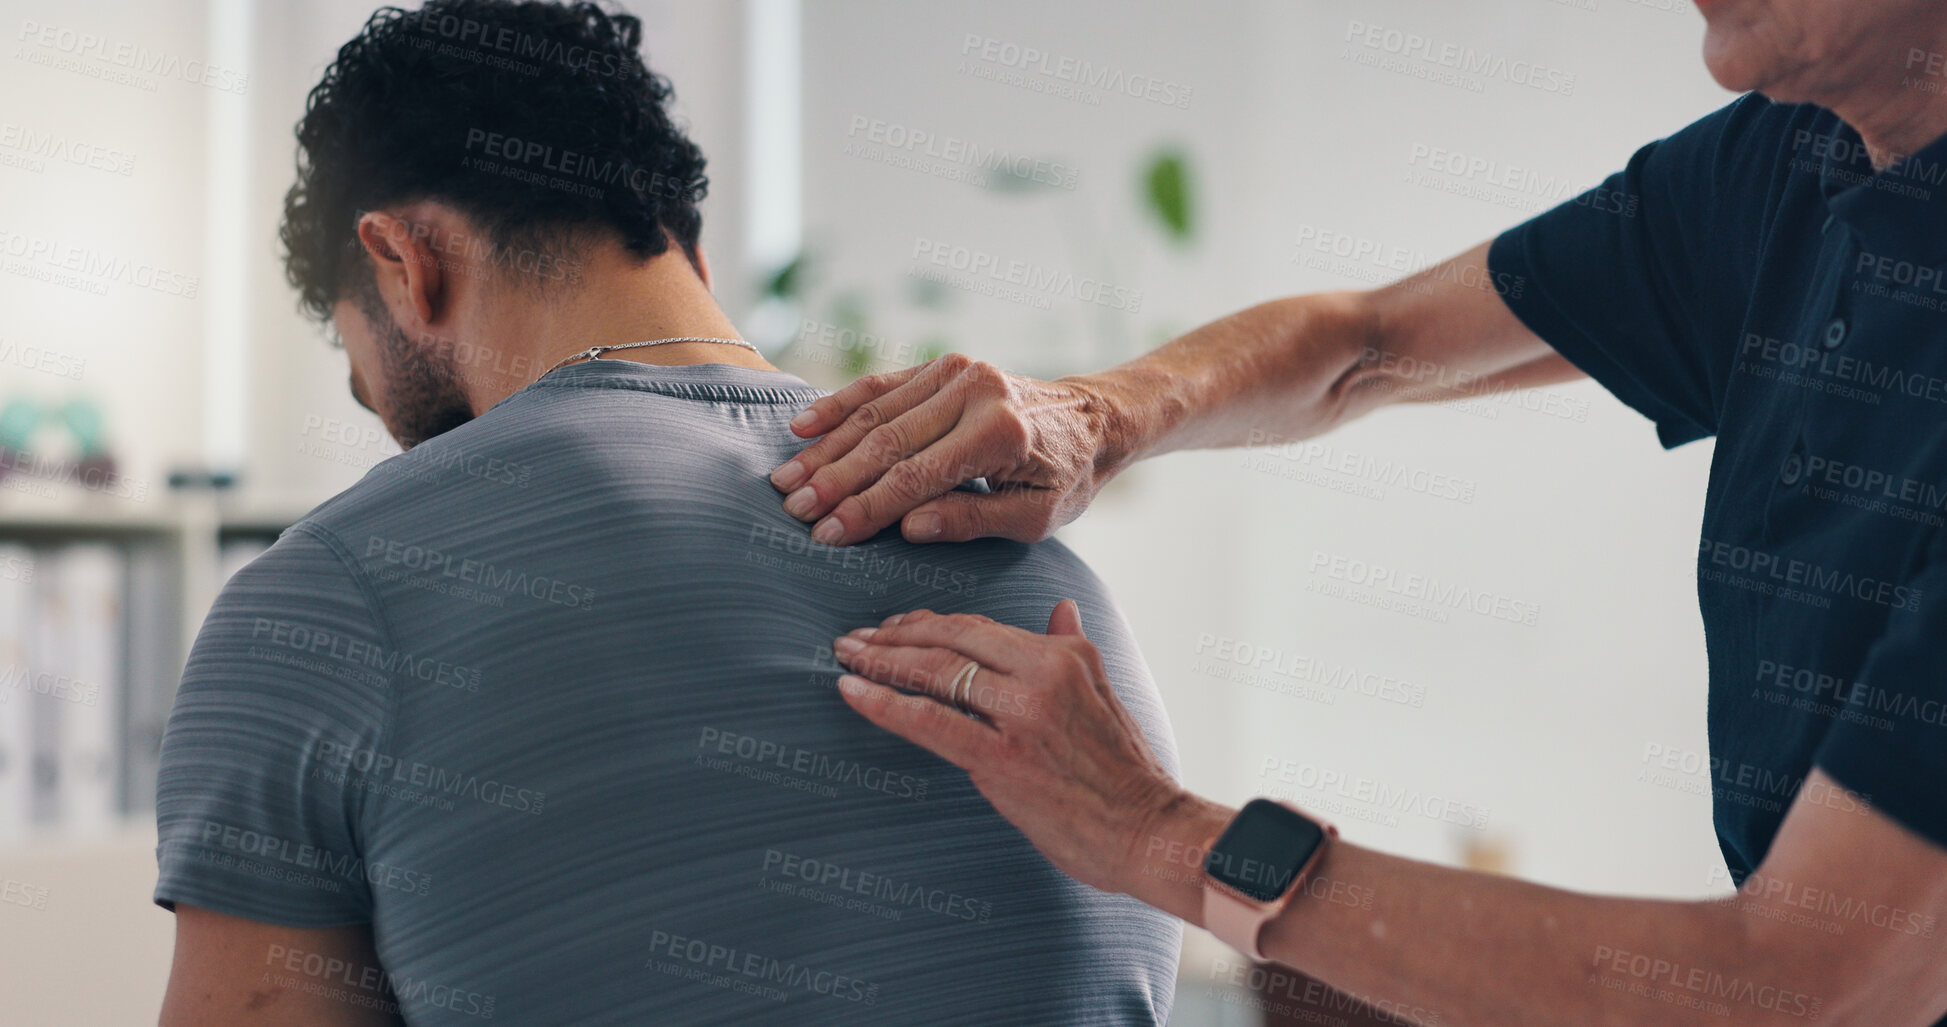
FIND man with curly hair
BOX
[149,2,1183,1023]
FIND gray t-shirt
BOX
[154,359,1182,1025]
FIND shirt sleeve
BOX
[1815,531,1947,853]
[153,524,395,926]
[1487,94,1785,448]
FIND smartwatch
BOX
[1201,799,1337,961]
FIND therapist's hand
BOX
[770,355,1126,546]
[831,602,1224,900]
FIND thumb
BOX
[1046,598,1086,638]
[901,489,1055,544]
[901,490,996,544]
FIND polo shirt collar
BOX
[1818,115,1947,263]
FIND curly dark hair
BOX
[280,0,708,321]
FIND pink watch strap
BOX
[1204,882,1275,961]
[1201,802,1336,961]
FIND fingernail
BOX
[906,511,943,542]
[884,613,906,627]
[834,636,866,658]
[848,627,879,640]
[784,486,818,519]
[838,675,870,697]
[790,409,818,432]
[811,517,845,545]
[771,460,806,490]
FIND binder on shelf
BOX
[0,544,34,841]
[121,542,179,817]
[52,543,124,835]
[27,548,61,829]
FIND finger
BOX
[876,609,934,630]
[769,366,924,491]
[1045,599,1086,638]
[770,356,964,491]
[866,614,1039,677]
[1040,599,1120,707]
[834,638,1012,716]
[899,487,1059,544]
[838,675,991,768]
[813,426,996,545]
[795,387,972,538]
[848,611,990,636]
[785,362,925,441]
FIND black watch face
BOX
[1204,799,1325,903]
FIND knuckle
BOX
[849,400,886,434]
[1053,646,1094,682]
[988,410,1032,454]
[995,497,1052,542]
[884,653,935,692]
[936,351,974,375]
[952,499,989,538]
[802,464,844,502]
[851,650,899,683]
[1017,502,1057,540]
[964,359,1005,389]
[862,422,912,463]
[835,493,880,528]
[882,457,937,501]
[926,651,964,690]
[858,647,910,683]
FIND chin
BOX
[1701,23,1799,99]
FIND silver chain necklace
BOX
[538,336,760,380]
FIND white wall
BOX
[798,0,1733,903]
[0,0,221,507]
[1,0,1748,1021]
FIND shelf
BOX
[0,493,314,538]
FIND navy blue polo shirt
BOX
[1490,94,1947,883]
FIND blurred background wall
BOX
[0,0,1733,1022]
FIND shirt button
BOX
[1822,317,1848,349]
[1780,451,1805,486]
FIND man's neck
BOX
[1803,22,1947,171]
[457,247,777,415]
[1833,90,1947,172]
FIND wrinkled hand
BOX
[770,354,1120,546]
[830,602,1191,896]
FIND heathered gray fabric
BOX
[154,359,1182,1025]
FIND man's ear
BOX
[354,211,444,328]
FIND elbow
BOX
[1307,289,1388,422]
[1718,905,1891,1027]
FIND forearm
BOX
[1127,798,1824,1027]
[1256,843,1764,1027]
[1073,238,1559,471]
[1072,290,1375,468]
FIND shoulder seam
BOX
[283,521,405,773]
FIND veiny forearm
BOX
[1256,843,1768,1027]
[1127,800,1808,1027]
[1072,239,1563,472]
[1071,290,1375,468]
